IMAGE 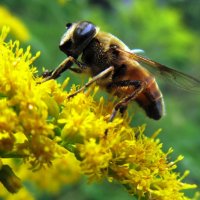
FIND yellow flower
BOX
[74,122,196,199]
[0,99,19,132]
[0,6,30,42]
[60,92,108,143]
[0,26,197,200]
[0,26,63,167]
[57,0,69,6]
[0,186,35,200]
[20,153,81,193]
[78,138,112,181]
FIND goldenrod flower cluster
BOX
[0,27,197,200]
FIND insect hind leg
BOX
[119,105,127,115]
[109,80,146,122]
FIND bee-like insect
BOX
[43,21,200,121]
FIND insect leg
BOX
[119,105,128,116]
[68,60,89,73]
[68,66,114,98]
[41,56,77,82]
[109,80,146,122]
[69,67,83,73]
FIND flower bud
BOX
[0,165,22,193]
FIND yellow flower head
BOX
[0,27,62,166]
[0,6,30,42]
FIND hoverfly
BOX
[43,21,200,121]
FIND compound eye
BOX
[66,23,72,29]
[73,21,96,44]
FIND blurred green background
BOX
[0,0,200,199]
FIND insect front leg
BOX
[108,80,146,122]
[67,59,89,73]
[68,66,114,98]
[41,56,78,82]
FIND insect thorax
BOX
[81,38,116,76]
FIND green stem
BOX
[0,152,27,158]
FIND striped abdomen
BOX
[136,79,165,120]
[110,62,165,120]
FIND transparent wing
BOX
[117,48,200,93]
